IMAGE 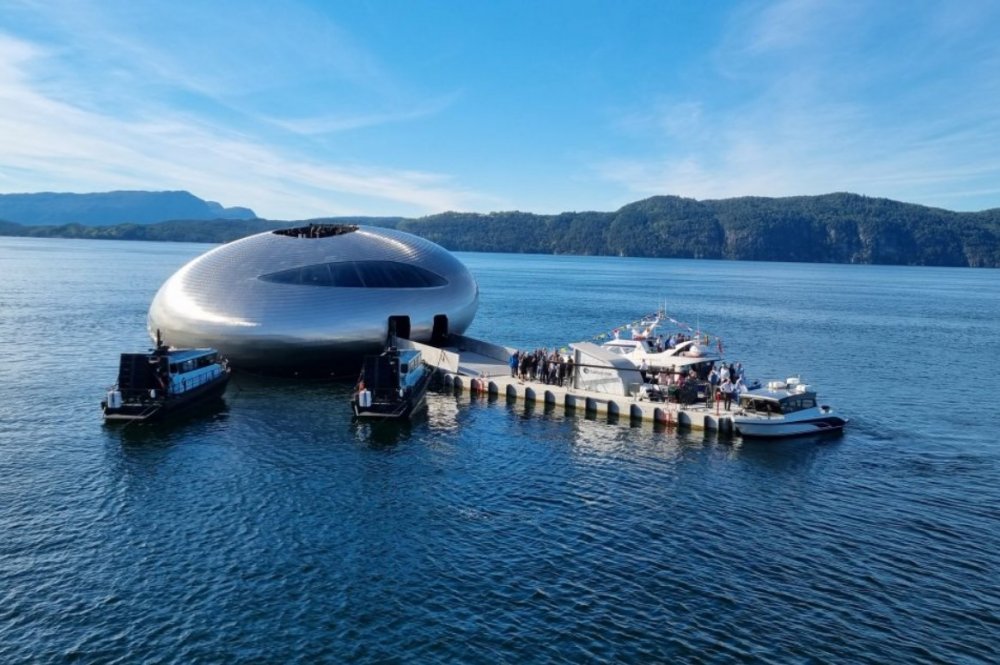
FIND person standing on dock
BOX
[547,352,559,385]
[708,365,720,405]
[720,376,734,411]
[509,350,519,378]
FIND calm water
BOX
[1,237,997,663]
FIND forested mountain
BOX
[2,192,998,267]
[0,190,255,225]
[384,193,1000,267]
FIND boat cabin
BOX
[738,390,818,416]
[361,348,425,400]
[116,348,224,399]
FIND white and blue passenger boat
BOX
[102,331,230,422]
[352,340,432,420]
[733,377,847,438]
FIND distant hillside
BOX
[2,192,998,267]
[0,190,256,225]
[388,193,1000,267]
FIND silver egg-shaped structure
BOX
[148,224,478,375]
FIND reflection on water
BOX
[2,239,998,664]
[725,431,846,470]
[351,412,420,448]
[425,390,461,432]
[109,400,231,444]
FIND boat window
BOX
[781,398,808,414]
[745,398,776,413]
[259,261,447,288]
[194,354,217,368]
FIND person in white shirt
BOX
[719,377,734,410]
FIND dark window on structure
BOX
[259,261,447,288]
[300,263,332,285]
[328,262,364,287]
[273,224,358,238]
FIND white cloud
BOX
[268,92,462,136]
[598,0,1000,211]
[0,31,484,218]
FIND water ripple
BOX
[1,240,999,663]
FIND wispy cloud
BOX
[599,0,1000,211]
[0,22,481,218]
[4,1,1000,217]
[269,92,462,136]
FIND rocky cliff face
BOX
[0,190,256,225]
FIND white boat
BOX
[599,313,721,371]
[733,377,847,438]
[568,311,726,399]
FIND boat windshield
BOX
[603,341,637,354]
[778,395,817,414]
[741,392,817,415]
[740,396,780,414]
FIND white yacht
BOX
[733,378,847,438]
[599,314,721,371]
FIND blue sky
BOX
[2,0,999,219]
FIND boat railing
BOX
[173,365,225,393]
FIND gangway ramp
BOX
[398,334,512,378]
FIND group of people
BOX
[638,359,748,410]
[641,364,699,386]
[509,349,574,387]
[507,345,750,411]
[706,362,748,410]
[618,330,703,354]
[659,332,699,351]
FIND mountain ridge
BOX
[0,190,256,225]
[2,191,998,267]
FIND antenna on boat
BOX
[154,328,168,354]
[387,320,397,351]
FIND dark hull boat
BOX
[352,343,432,420]
[102,331,230,422]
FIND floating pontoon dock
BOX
[401,335,736,433]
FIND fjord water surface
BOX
[0,237,997,663]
